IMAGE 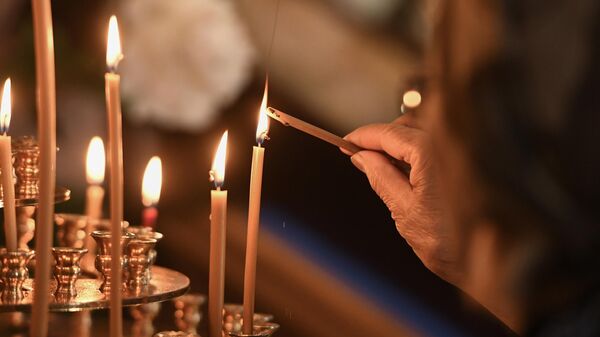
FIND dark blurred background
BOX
[0,0,514,336]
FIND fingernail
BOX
[351,153,365,173]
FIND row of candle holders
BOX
[0,225,162,303]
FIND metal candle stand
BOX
[0,136,279,336]
[0,137,190,314]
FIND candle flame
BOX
[106,15,123,71]
[402,89,422,109]
[142,156,162,207]
[210,131,228,188]
[86,136,106,185]
[0,78,11,134]
[256,79,269,144]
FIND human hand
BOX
[345,115,461,285]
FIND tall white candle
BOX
[242,82,269,334]
[105,15,124,337]
[209,131,228,337]
[30,0,57,335]
[82,136,106,274]
[0,79,17,252]
[86,136,106,220]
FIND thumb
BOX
[351,151,412,212]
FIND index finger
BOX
[345,123,427,169]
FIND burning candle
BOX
[242,81,269,334]
[209,131,228,337]
[105,15,124,337]
[0,78,17,252]
[141,156,162,228]
[30,0,57,335]
[86,137,106,220]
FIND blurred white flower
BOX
[120,0,256,131]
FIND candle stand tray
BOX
[0,186,70,208]
[0,265,189,313]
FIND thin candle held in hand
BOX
[141,156,162,228]
[243,80,269,334]
[266,107,361,154]
[267,107,411,174]
[105,15,125,337]
[0,78,17,252]
[208,131,228,337]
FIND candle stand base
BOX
[0,266,189,312]
[222,304,279,337]
[173,293,206,334]
[154,331,199,337]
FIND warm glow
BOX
[0,78,11,134]
[86,137,106,185]
[402,89,422,109]
[142,156,163,207]
[106,15,123,70]
[255,80,269,144]
[211,131,228,188]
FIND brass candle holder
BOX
[11,136,39,199]
[0,249,35,302]
[126,226,163,281]
[222,304,279,337]
[173,293,206,335]
[52,247,88,299]
[83,218,130,275]
[91,230,134,294]
[126,238,157,292]
[153,332,199,337]
[55,214,89,249]
[129,301,161,337]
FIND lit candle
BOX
[141,156,162,228]
[30,0,57,335]
[105,15,124,337]
[0,78,17,252]
[242,81,269,334]
[209,131,228,337]
[85,136,106,220]
[82,136,106,274]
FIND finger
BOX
[351,151,412,209]
[392,112,420,128]
[345,123,427,169]
[339,146,354,156]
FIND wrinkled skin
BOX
[344,114,461,286]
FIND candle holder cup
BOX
[52,247,87,299]
[55,213,89,249]
[81,218,129,276]
[222,304,279,337]
[11,136,39,199]
[126,238,157,292]
[91,230,134,294]
[173,293,206,334]
[0,249,35,302]
[127,226,163,281]
[153,332,199,337]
